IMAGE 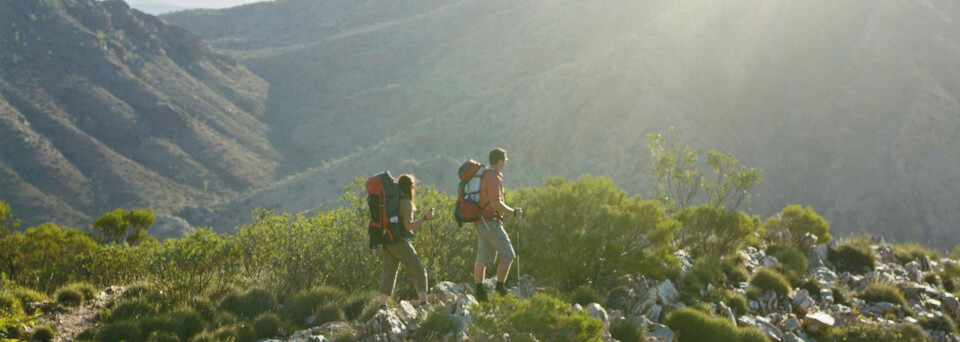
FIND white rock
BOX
[803,312,835,335]
[586,303,610,325]
[657,279,680,305]
[648,324,675,342]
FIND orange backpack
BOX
[366,171,401,248]
[454,159,490,227]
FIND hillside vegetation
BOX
[163,0,960,249]
[0,0,283,235]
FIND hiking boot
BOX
[496,281,508,296]
[475,284,488,302]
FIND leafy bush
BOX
[472,293,604,341]
[828,244,875,274]
[767,205,830,245]
[254,312,282,339]
[568,286,605,306]
[822,322,928,342]
[892,243,939,265]
[858,282,907,307]
[30,324,56,342]
[665,307,740,342]
[284,285,347,326]
[0,292,19,314]
[150,228,239,303]
[92,208,156,245]
[55,287,84,306]
[512,176,679,290]
[674,205,761,257]
[187,296,216,321]
[919,315,957,334]
[766,245,807,285]
[610,319,645,342]
[98,321,142,342]
[681,256,723,301]
[146,330,181,342]
[414,310,463,341]
[749,268,791,296]
[3,224,98,292]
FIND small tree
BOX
[646,128,762,213]
[93,208,156,245]
[0,200,19,236]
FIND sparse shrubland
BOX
[472,294,604,341]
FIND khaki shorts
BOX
[476,219,515,265]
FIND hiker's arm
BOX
[491,200,521,219]
[404,208,435,231]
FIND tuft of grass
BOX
[146,330,181,342]
[10,287,49,308]
[314,301,344,326]
[61,282,99,301]
[828,244,875,274]
[414,309,463,341]
[76,328,98,341]
[721,255,749,284]
[98,321,142,342]
[254,312,282,339]
[31,324,56,342]
[103,298,159,323]
[121,281,158,300]
[610,319,646,342]
[722,290,748,316]
[892,243,940,265]
[568,286,605,307]
[220,287,277,319]
[749,268,791,296]
[822,322,928,342]
[55,287,84,306]
[165,306,204,341]
[284,285,347,326]
[665,307,740,342]
[919,315,957,334]
[0,292,21,314]
[858,282,907,307]
[739,327,771,342]
[766,245,808,285]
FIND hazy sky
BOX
[127,0,269,11]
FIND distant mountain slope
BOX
[0,0,282,232]
[164,0,960,248]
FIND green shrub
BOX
[55,287,84,306]
[146,330,181,342]
[858,282,907,307]
[343,291,381,322]
[254,312,282,339]
[665,307,740,342]
[569,286,605,306]
[513,176,679,290]
[137,315,171,338]
[828,245,875,274]
[31,324,56,342]
[822,322,928,342]
[204,323,255,342]
[62,282,99,301]
[766,245,807,285]
[103,298,159,323]
[749,268,791,296]
[919,315,957,334]
[76,328,98,341]
[892,243,939,265]
[472,294,604,341]
[746,287,763,301]
[681,256,723,302]
[610,319,645,342]
[739,327,771,342]
[209,311,239,330]
[832,287,852,307]
[769,205,830,244]
[314,301,344,326]
[414,310,463,341]
[99,321,142,342]
[284,285,347,326]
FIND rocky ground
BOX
[27,287,123,342]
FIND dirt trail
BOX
[32,287,123,342]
